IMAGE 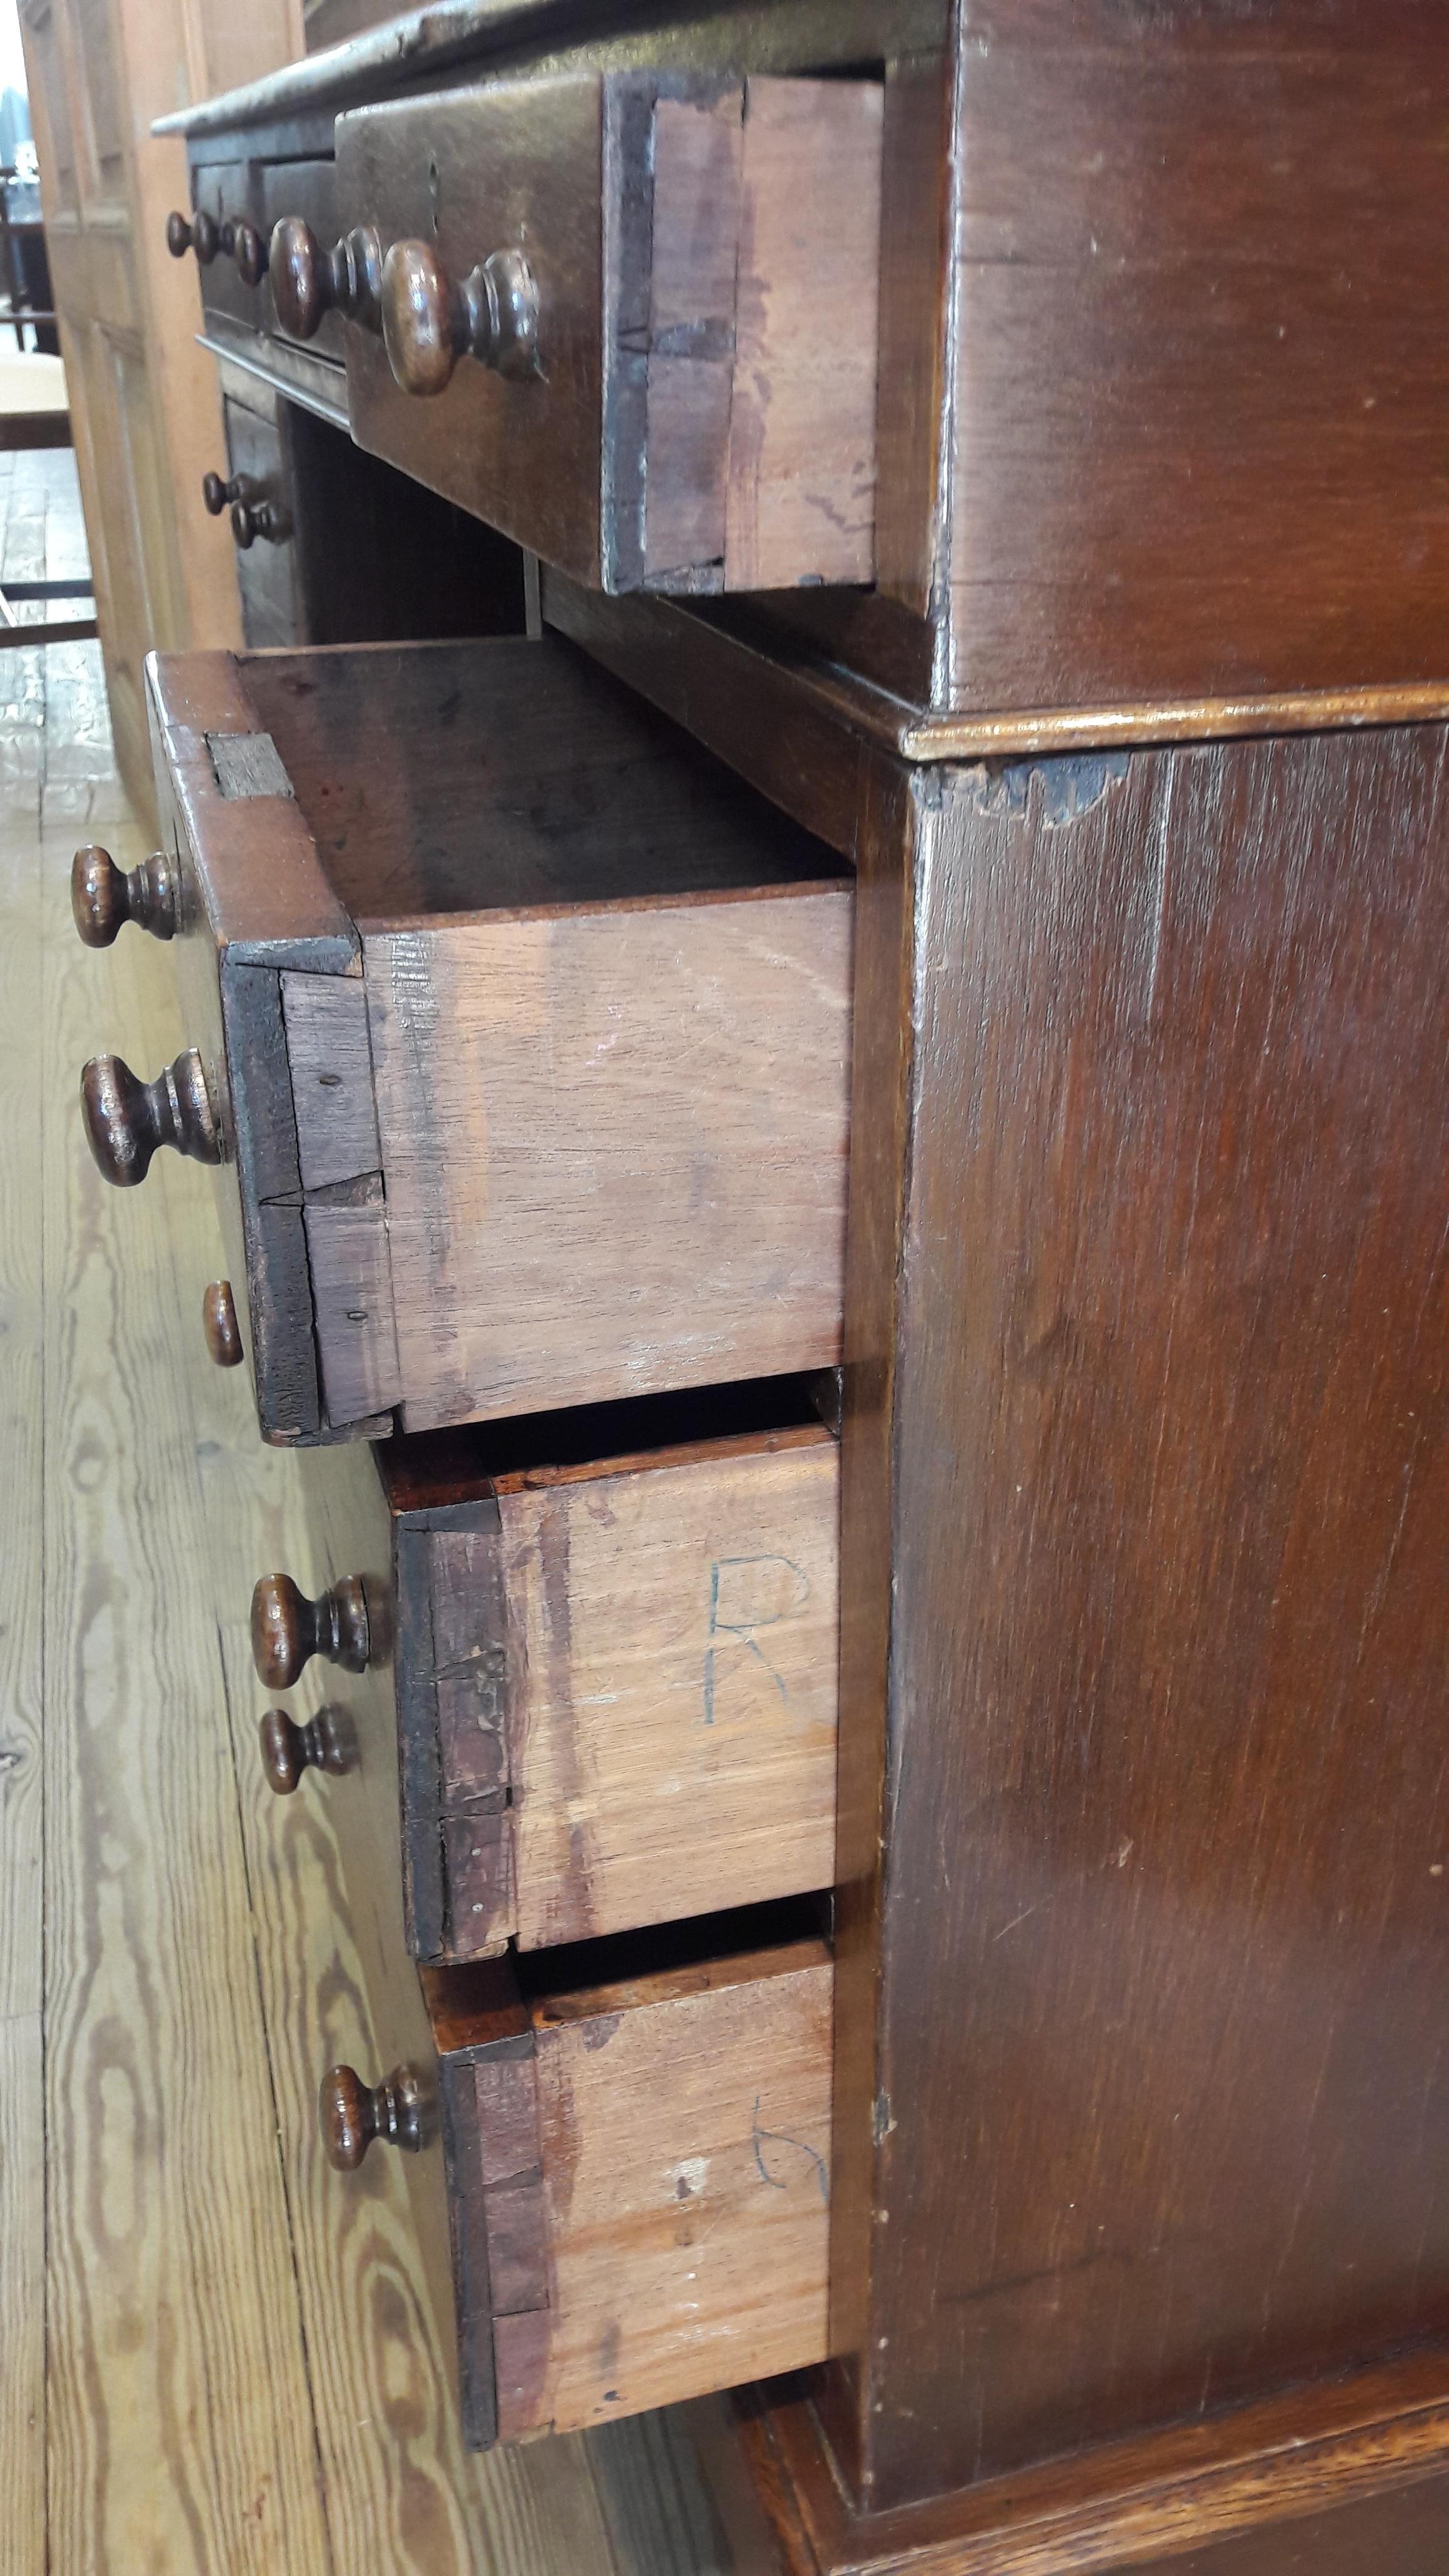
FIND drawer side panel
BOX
[363,888,852,1429]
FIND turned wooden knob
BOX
[202,1279,243,1367]
[230,218,266,287]
[167,206,220,264]
[259,1705,351,1794]
[71,844,177,946]
[320,2064,427,2170]
[80,1049,220,1186]
[380,240,538,398]
[269,216,381,340]
[251,1572,370,1689]
[229,497,287,550]
[166,206,223,264]
[201,470,253,517]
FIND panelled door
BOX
[19,0,300,817]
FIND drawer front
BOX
[138,637,851,1450]
[336,71,881,595]
[192,157,266,333]
[259,157,346,363]
[222,391,301,648]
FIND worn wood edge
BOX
[532,1934,833,2028]
[437,2052,502,2452]
[427,1512,517,1962]
[217,960,321,1443]
[539,574,1449,766]
[145,651,358,969]
[349,874,854,939]
[195,324,351,436]
[738,2351,1449,2575]
[395,1523,451,1964]
[487,1418,836,1498]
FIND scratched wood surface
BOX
[366,891,852,1430]
[4,445,734,2573]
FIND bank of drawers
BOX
[249,1398,838,2446]
[76,634,851,1444]
[71,627,847,2451]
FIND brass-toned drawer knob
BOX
[80,1049,220,1186]
[380,240,538,398]
[268,216,382,340]
[259,1706,351,1794]
[320,2064,427,2169]
[251,1572,370,1689]
[166,208,265,283]
[202,1280,243,1368]
[71,844,177,946]
[229,497,288,551]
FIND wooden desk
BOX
[135,9,1449,2569]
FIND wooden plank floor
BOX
[0,444,735,2576]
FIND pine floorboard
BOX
[1,445,734,2574]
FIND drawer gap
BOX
[386,1370,840,1518]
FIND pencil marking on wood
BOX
[703,1554,809,1723]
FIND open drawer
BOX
[327,71,883,594]
[320,1895,832,2451]
[252,1377,840,1962]
[77,637,852,1445]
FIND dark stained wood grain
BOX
[942,0,1449,713]
[831,724,1449,2511]
[341,76,607,583]
[339,68,881,597]
[735,2351,1449,2573]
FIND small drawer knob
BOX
[202,470,253,517]
[230,218,266,288]
[167,207,218,263]
[259,1705,351,1795]
[202,1280,243,1368]
[380,240,538,398]
[251,1572,371,1689]
[229,497,288,551]
[165,208,261,280]
[80,1049,220,1187]
[71,844,177,947]
[320,2064,428,2170]
[269,217,382,341]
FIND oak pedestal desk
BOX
[75,3,1449,2567]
